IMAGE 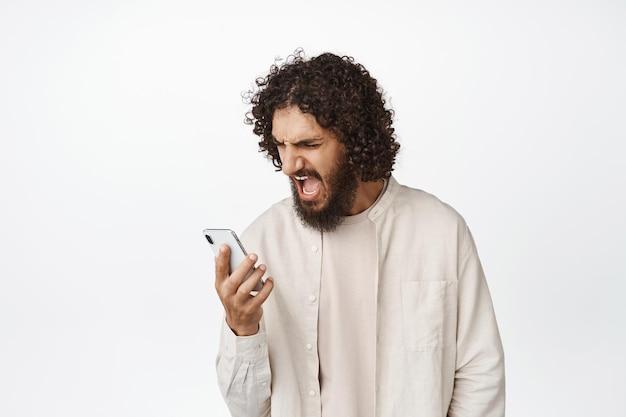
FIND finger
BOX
[214,244,231,284]
[237,263,267,295]
[249,276,274,307]
[229,252,258,287]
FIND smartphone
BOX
[203,228,263,292]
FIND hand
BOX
[214,244,274,336]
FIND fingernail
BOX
[248,253,258,261]
[259,264,266,271]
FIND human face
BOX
[271,105,358,232]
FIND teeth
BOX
[303,188,315,195]
[294,176,308,181]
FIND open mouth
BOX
[294,175,321,200]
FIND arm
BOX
[449,224,505,417]
[216,319,272,417]
[214,245,274,417]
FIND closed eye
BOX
[271,137,322,148]
[300,142,321,149]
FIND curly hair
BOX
[244,49,400,182]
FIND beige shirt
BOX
[216,177,505,417]
[318,189,381,417]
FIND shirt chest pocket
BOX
[401,280,458,352]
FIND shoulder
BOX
[381,179,477,261]
[240,197,297,244]
[386,178,466,227]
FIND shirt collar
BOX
[367,176,398,221]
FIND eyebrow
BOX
[271,136,324,146]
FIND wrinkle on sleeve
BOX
[216,318,272,417]
[449,222,505,417]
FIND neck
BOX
[348,179,385,215]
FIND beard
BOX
[290,155,358,233]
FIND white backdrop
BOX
[1,0,624,416]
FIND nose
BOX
[279,145,304,176]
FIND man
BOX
[214,49,505,417]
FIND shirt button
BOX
[311,245,318,252]
[308,390,316,397]
[306,343,313,350]
[309,295,316,302]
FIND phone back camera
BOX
[205,235,213,244]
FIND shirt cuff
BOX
[221,319,268,360]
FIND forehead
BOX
[271,106,330,142]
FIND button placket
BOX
[302,236,322,413]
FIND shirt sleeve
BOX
[448,223,506,417]
[215,318,272,417]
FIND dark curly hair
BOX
[244,49,400,182]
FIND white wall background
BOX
[1,0,624,416]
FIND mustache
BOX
[293,169,322,180]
